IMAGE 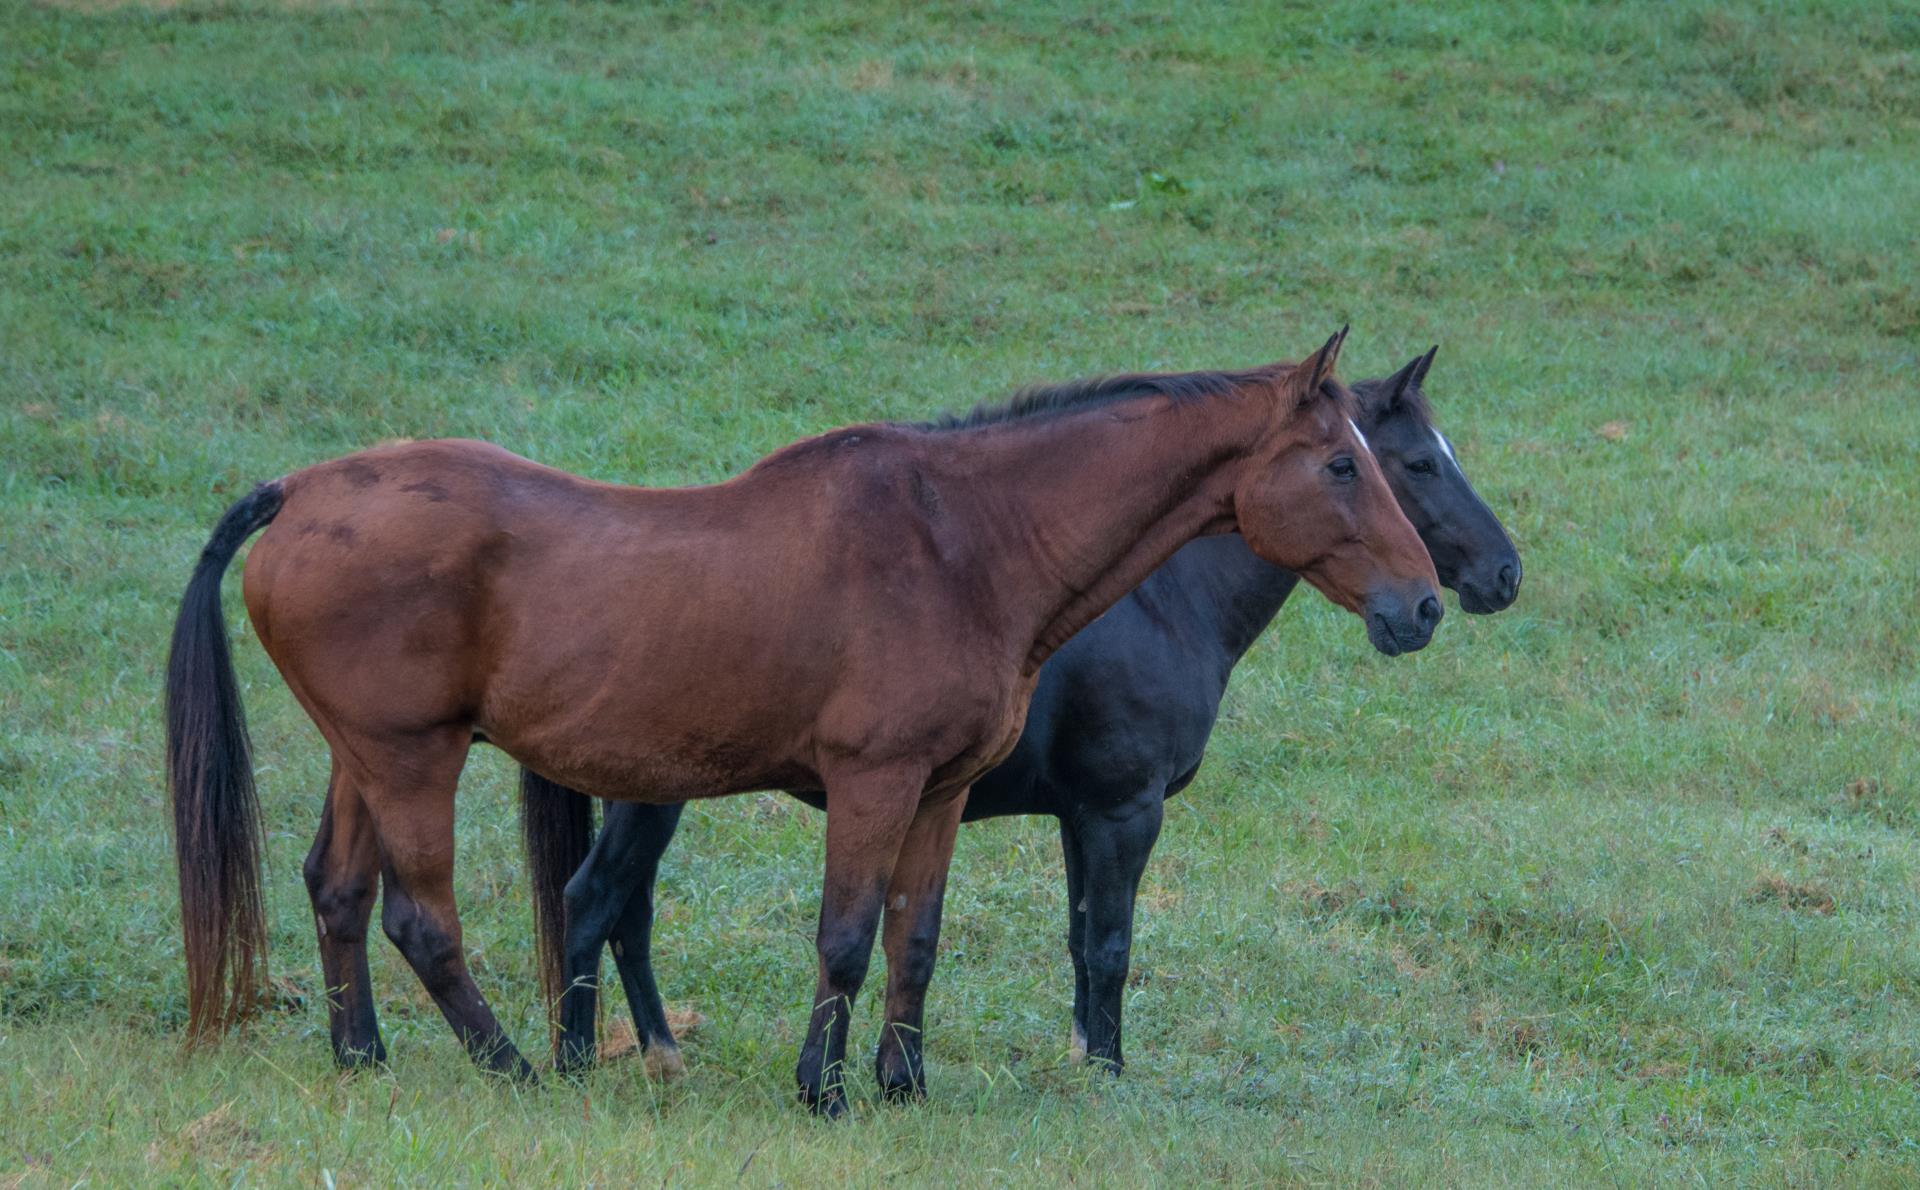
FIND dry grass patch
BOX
[1750,871,1836,914]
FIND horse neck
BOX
[949,394,1274,672]
[1146,535,1304,665]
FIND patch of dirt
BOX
[1286,879,1354,915]
[846,58,894,92]
[1387,944,1434,980]
[1468,1002,1549,1058]
[146,1103,272,1168]
[665,1005,707,1038]
[1595,420,1629,442]
[1751,871,1835,914]
[601,1019,640,1060]
[1763,826,1809,855]
[602,1005,706,1061]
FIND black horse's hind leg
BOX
[303,763,386,1068]
[594,802,688,1078]
[1060,818,1090,1061]
[1069,792,1165,1073]
[555,801,685,1072]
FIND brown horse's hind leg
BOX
[302,760,385,1068]
[874,790,967,1102]
[796,763,929,1117]
[356,733,537,1083]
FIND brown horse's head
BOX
[1234,329,1443,655]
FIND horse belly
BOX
[484,662,827,803]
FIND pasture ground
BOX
[3,1,1918,1184]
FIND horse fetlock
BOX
[642,1042,686,1082]
[797,1055,852,1118]
[875,1043,926,1103]
[553,1035,598,1076]
[331,1036,387,1069]
[468,1033,537,1084]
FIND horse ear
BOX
[1301,325,1348,394]
[1411,344,1438,389]
[1380,353,1423,410]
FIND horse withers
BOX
[165,329,1440,1113]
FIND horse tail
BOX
[167,480,283,1042]
[520,766,596,1028]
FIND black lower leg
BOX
[797,922,875,1117]
[303,787,385,1068]
[604,803,687,1076]
[1072,797,1162,1074]
[557,801,685,1073]
[1060,819,1090,1060]
[381,872,535,1083]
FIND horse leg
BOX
[360,734,536,1082]
[553,801,684,1074]
[601,802,687,1080]
[1073,793,1165,1074]
[301,760,385,1067]
[1060,817,1090,1062]
[795,763,928,1117]
[874,790,967,1102]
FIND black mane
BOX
[1347,372,1433,426]
[917,366,1293,432]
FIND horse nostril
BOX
[1417,595,1443,631]
[1498,563,1519,600]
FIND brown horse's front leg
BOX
[874,789,967,1102]
[795,763,929,1117]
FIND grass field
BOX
[3,0,1919,1183]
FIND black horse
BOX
[523,347,1521,1083]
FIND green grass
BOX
[3,0,1919,1183]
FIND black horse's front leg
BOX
[1068,794,1165,1073]
[1059,818,1091,1061]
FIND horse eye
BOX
[1329,457,1357,481]
[1409,458,1438,475]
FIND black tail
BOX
[166,481,283,1041]
[520,766,596,1033]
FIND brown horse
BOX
[165,329,1441,1113]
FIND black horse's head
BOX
[1350,348,1521,614]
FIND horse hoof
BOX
[554,1040,599,1078]
[879,1078,926,1105]
[643,1045,686,1082]
[799,1085,850,1119]
[332,1042,387,1071]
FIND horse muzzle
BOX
[1363,586,1443,656]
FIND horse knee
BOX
[304,863,375,943]
[818,924,872,991]
[1086,933,1132,986]
[382,896,461,980]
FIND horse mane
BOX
[1347,372,1433,427]
[917,364,1299,432]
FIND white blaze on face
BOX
[1348,418,1371,454]
[1433,428,1459,467]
